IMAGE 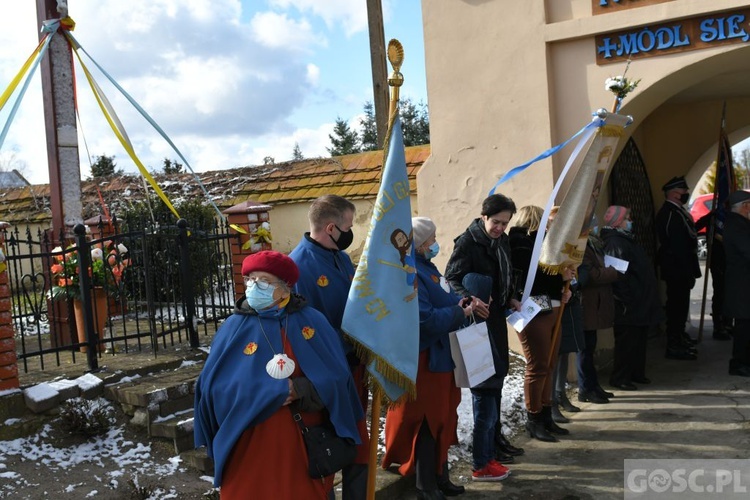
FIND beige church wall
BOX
[419,0,750,364]
[419,0,555,273]
[268,195,418,261]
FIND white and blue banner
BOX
[342,116,419,403]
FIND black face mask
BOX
[331,225,354,251]
[679,193,690,205]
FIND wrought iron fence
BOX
[3,215,240,373]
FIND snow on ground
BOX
[1,354,530,497]
[0,398,212,499]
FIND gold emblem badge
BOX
[431,275,440,283]
[243,342,258,355]
[302,326,315,340]
[316,275,329,287]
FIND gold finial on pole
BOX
[387,39,404,116]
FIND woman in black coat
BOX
[600,206,664,391]
[445,193,523,478]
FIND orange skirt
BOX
[220,405,331,500]
[381,350,461,476]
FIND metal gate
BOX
[608,137,658,263]
[3,216,240,373]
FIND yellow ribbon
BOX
[65,32,181,220]
[0,35,49,113]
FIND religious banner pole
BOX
[361,39,411,500]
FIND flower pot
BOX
[73,287,108,353]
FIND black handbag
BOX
[290,407,357,479]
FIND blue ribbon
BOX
[0,34,55,151]
[489,118,603,195]
[66,32,226,222]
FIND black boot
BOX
[525,411,557,442]
[594,384,614,399]
[417,489,447,500]
[556,390,580,412]
[551,404,569,423]
[494,425,525,457]
[542,406,569,435]
[437,462,465,497]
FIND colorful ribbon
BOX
[489,118,603,196]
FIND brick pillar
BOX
[223,201,273,298]
[0,222,19,391]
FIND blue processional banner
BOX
[342,116,419,403]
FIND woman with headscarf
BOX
[600,206,663,391]
[383,217,476,498]
[194,251,363,499]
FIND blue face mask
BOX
[624,220,633,232]
[245,282,278,310]
[424,241,440,259]
[591,225,600,236]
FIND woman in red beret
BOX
[194,250,363,499]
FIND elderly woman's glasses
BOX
[243,276,283,290]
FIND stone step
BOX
[151,412,195,454]
[104,362,204,429]
[180,448,214,475]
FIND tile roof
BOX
[0,145,429,226]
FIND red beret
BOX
[241,251,299,286]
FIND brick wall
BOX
[0,222,19,391]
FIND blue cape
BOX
[289,235,355,352]
[416,255,465,372]
[193,297,363,486]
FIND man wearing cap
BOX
[656,176,701,360]
[288,194,369,499]
[721,190,750,377]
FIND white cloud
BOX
[250,11,325,51]
[269,0,369,36]
[305,64,320,86]
[0,0,316,183]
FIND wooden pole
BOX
[36,0,84,238]
[547,281,570,370]
[366,0,389,149]
[365,39,404,500]
[698,102,728,343]
[365,387,382,500]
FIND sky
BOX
[0,0,428,185]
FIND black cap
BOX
[728,190,750,205]
[662,176,689,192]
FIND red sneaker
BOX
[472,461,510,481]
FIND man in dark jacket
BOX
[656,176,701,360]
[602,206,664,390]
[446,193,524,469]
[721,190,750,377]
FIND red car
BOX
[688,193,714,260]
[689,193,714,236]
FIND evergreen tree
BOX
[90,155,121,178]
[292,143,304,161]
[162,158,183,175]
[263,156,275,165]
[360,101,378,151]
[400,98,430,147]
[327,117,360,156]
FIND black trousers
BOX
[611,324,648,384]
[664,277,693,347]
[732,318,750,365]
[710,241,727,322]
[577,329,599,391]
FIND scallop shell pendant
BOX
[266,354,295,379]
